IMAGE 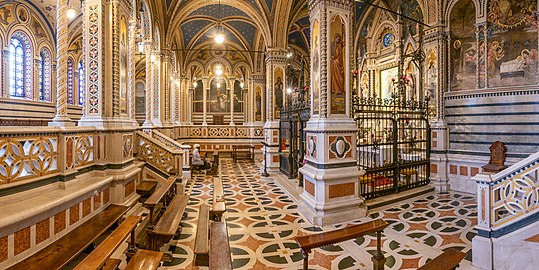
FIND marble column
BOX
[263,49,287,171]
[202,78,208,125]
[160,49,172,127]
[1,50,8,97]
[50,0,74,126]
[229,78,235,125]
[298,0,366,226]
[142,45,153,127]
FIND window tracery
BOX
[39,48,52,101]
[9,32,32,98]
[78,60,84,105]
[67,57,75,105]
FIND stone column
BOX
[34,59,40,100]
[298,0,365,226]
[229,78,235,125]
[151,52,162,126]
[202,77,208,125]
[263,49,287,171]
[142,45,153,127]
[1,49,9,97]
[188,88,193,125]
[160,49,172,127]
[50,0,74,126]
[128,19,137,124]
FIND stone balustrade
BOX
[134,131,183,178]
[474,151,539,235]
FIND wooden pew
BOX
[124,249,164,270]
[209,221,233,270]
[147,194,189,251]
[194,204,210,266]
[295,219,389,270]
[207,152,219,176]
[211,178,226,221]
[7,205,129,270]
[136,181,157,199]
[417,248,466,270]
[73,215,141,270]
[143,177,177,229]
[232,145,254,163]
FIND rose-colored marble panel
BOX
[305,180,315,196]
[449,165,457,175]
[70,204,80,225]
[329,183,355,198]
[82,198,91,218]
[94,193,101,209]
[125,180,135,197]
[103,188,110,203]
[471,167,479,177]
[36,218,50,244]
[14,227,30,255]
[460,166,468,176]
[54,210,66,234]
[0,236,7,263]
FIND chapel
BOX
[0,0,538,269]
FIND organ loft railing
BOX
[353,95,431,199]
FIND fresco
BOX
[120,17,128,114]
[274,67,284,118]
[487,0,538,87]
[209,78,228,113]
[312,19,320,115]
[330,15,346,115]
[450,0,477,91]
[255,86,262,121]
[194,80,203,112]
[233,80,242,112]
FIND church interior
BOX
[0,0,539,269]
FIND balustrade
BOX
[135,131,183,177]
[474,152,539,234]
[0,127,96,186]
[169,125,264,140]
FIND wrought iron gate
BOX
[353,96,431,199]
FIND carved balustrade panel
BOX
[0,135,59,184]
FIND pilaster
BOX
[142,44,153,127]
[298,0,365,226]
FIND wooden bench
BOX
[7,205,129,270]
[232,145,254,163]
[136,181,157,198]
[73,216,141,270]
[295,219,389,270]
[194,204,210,266]
[124,249,164,270]
[207,152,219,176]
[143,177,177,230]
[211,178,226,221]
[209,221,233,270]
[101,258,122,270]
[417,248,466,270]
[147,194,189,251]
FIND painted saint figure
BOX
[275,76,283,110]
[331,33,345,95]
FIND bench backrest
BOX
[194,204,210,255]
[153,195,189,236]
[73,216,141,270]
[213,178,224,202]
[145,177,176,208]
[417,248,466,270]
[209,222,233,270]
[295,219,389,250]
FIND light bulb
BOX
[240,82,244,88]
[287,88,292,94]
[216,82,221,88]
[193,81,198,88]
[215,65,223,76]
[150,54,155,63]
[137,42,144,54]
[67,8,77,19]
[214,33,225,44]
[286,52,293,58]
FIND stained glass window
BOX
[78,60,84,105]
[9,37,25,97]
[383,33,393,48]
[67,57,74,105]
[39,49,52,101]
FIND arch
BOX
[444,0,480,29]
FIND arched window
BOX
[67,57,74,105]
[9,37,25,97]
[78,60,84,105]
[39,49,52,101]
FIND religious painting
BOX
[194,80,203,113]
[120,16,128,114]
[405,62,417,100]
[360,73,369,98]
[426,49,437,103]
[135,81,145,117]
[255,86,262,121]
[450,0,477,91]
[233,80,243,112]
[274,68,284,118]
[329,15,346,115]
[487,0,538,87]
[380,67,398,99]
[312,19,320,115]
[209,78,228,113]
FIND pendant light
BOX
[214,0,225,44]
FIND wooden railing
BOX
[0,126,97,186]
[135,131,183,177]
[474,151,539,234]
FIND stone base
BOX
[298,195,367,226]
[78,116,138,128]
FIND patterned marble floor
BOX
[158,159,478,270]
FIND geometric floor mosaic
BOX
[157,159,478,269]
